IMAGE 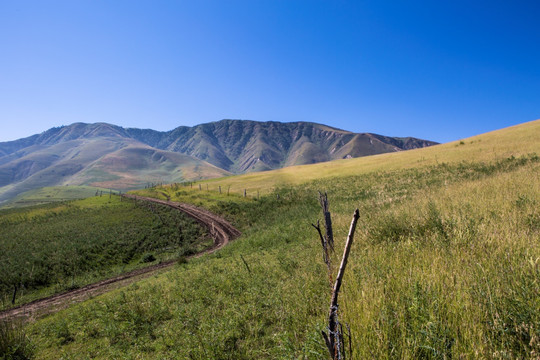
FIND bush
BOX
[141,253,156,263]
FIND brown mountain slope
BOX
[0,136,230,204]
[125,120,437,172]
[0,120,436,204]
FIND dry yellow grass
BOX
[193,119,540,195]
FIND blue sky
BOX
[1,1,538,143]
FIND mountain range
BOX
[0,120,437,204]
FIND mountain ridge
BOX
[0,119,437,204]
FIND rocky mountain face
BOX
[0,120,437,203]
[125,120,437,172]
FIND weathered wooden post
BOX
[199,184,202,191]
[313,194,358,360]
[243,189,247,198]
[319,192,334,250]
[219,186,222,194]
[322,209,359,359]
[228,185,231,196]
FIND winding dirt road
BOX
[0,195,240,321]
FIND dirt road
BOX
[0,195,240,321]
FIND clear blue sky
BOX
[1,1,539,143]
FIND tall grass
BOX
[0,318,34,359]
[23,153,539,358]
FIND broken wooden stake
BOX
[312,220,332,285]
[319,191,334,251]
[313,192,359,360]
[322,208,359,359]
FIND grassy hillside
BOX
[194,119,540,196]
[1,186,110,208]
[0,133,231,205]
[12,120,540,359]
[0,195,210,311]
[69,145,231,189]
[0,138,125,204]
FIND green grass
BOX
[12,120,540,358]
[0,186,112,209]
[23,151,540,359]
[0,195,210,311]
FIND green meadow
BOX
[0,195,210,311]
[1,186,112,209]
[2,120,539,359]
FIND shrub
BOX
[141,253,156,263]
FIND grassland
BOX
[192,119,540,196]
[7,120,540,359]
[0,195,210,311]
[0,186,111,209]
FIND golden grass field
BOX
[195,119,540,196]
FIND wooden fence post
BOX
[319,192,334,251]
[313,194,359,360]
[322,209,359,359]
